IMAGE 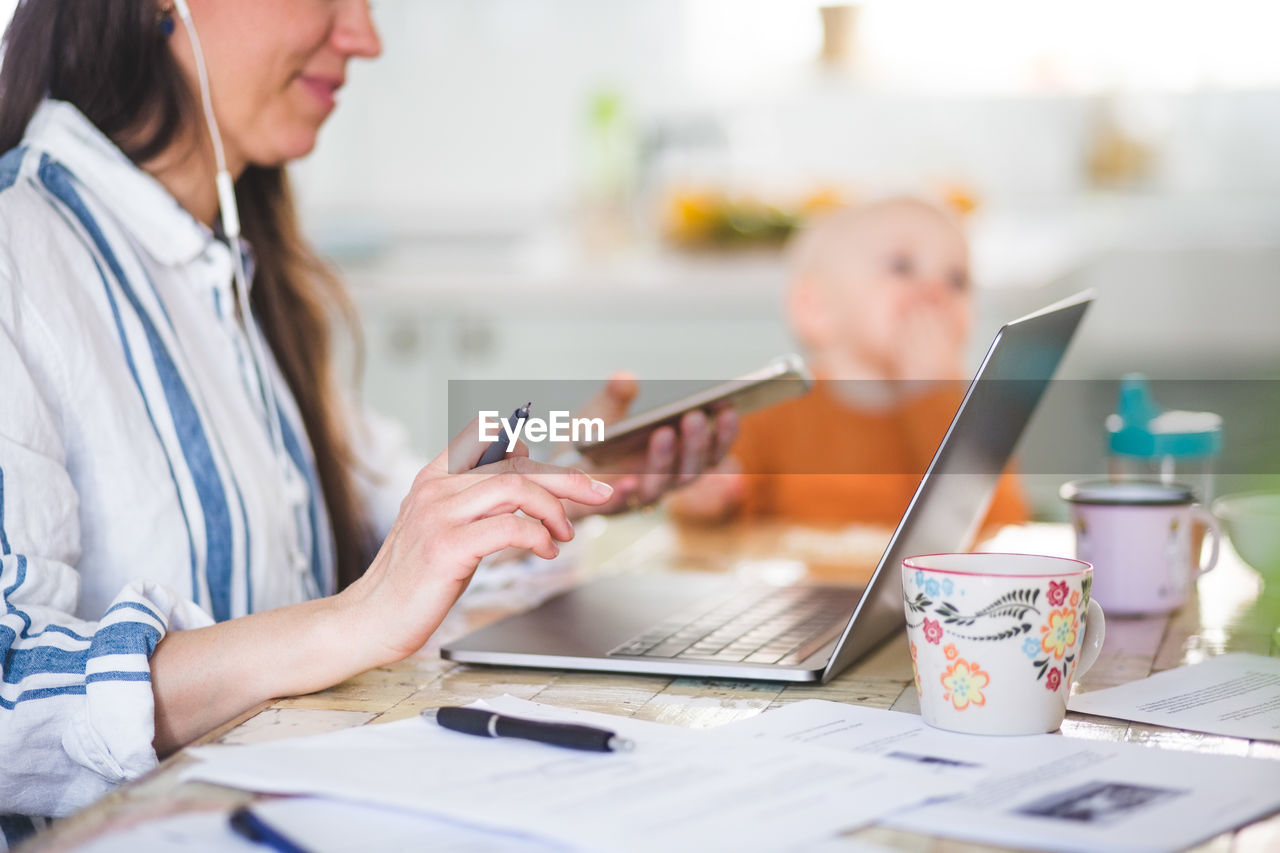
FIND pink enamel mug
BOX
[1060,481,1220,615]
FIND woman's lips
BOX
[298,75,342,110]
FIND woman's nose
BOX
[332,0,382,59]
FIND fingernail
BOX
[591,479,614,497]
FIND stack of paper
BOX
[181,696,965,853]
[1068,653,1280,741]
[177,691,1280,853]
[76,798,563,853]
[726,699,1280,853]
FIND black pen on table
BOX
[474,402,532,468]
[229,805,312,853]
[424,706,635,753]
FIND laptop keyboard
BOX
[608,585,862,666]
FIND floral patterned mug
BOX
[902,553,1106,735]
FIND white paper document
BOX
[728,699,1280,853]
[183,696,966,853]
[74,798,564,853]
[1068,653,1280,742]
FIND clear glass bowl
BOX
[1213,491,1280,582]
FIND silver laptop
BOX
[443,292,1092,683]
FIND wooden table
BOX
[22,518,1280,852]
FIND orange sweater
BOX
[729,383,1028,530]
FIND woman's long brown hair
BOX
[0,0,375,590]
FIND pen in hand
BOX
[425,706,636,753]
[474,402,532,468]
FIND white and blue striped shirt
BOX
[0,100,418,841]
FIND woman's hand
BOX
[561,374,738,519]
[664,455,746,524]
[151,421,610,755]
[339,418,614,665]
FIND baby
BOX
[669,197,1027,529]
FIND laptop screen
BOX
[820,292,1093,682]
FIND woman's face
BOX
[170,0,381,169]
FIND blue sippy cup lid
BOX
[1107,375,1222,459]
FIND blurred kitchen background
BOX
[10,0,1279,515]
[306,0,1280,516]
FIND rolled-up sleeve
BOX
[0,274,209,819]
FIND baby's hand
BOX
[891,303,967,381]
[665,456,745,525]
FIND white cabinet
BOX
[345,278,795,456]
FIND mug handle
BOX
[1075,598,1107,679]
[1190,505,1222,578]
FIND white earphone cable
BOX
[171,0,314,586]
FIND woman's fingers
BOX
[449,471,575,542]
[454,513,561,561]
[636,425,678,504]
[428,404,735,521]
[665,455,744,523]
[483,455,614,505]
[617,406,736,510]
[709,408,738,467]
[675,409,711,484]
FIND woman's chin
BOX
[252,129,322,167]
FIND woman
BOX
[0,1,730,842]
